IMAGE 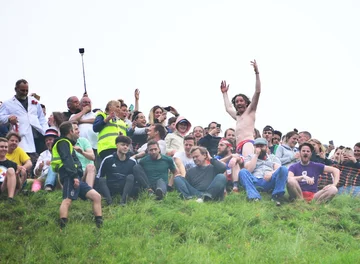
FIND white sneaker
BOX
[44,186,52,191]
[196,198,204,203]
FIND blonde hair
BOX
[308,139,326,153]
[105,100,120,114]
[148,105,166,125]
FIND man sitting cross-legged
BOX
[0,137,19,203]
[96,136,136,206]
[287,142,340,203]
[174,146,227,202]
[133,140,180,200]
[239,138,288,205]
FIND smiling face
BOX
[45,137,55,150]
[136,113,147,127]
[354,145,360,160]
[7,136,19,153]
[193,126,204,139]
[287,134,298,148]
[116,142,129,154]
[0,141,8,159]
[234,95,248,114]
[225,129,235,140]
[177,122,188,134]
[154,108,163,119]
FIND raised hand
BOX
[134,89,140,100]
[220,80,229,93]
[250,60,259,74]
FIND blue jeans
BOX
[44,167,57,187]
[338,186,360,197]
[239,166,288,200]
[174,174,227,200]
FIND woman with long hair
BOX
[275,130,299,167]
[148,105,167,126]
[308,138,333,165]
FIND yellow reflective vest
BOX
[97,112,128,154]
[51,138,77,173]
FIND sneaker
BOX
[196,198,204,203]
[155,188,164,200]
[203,193,213,202]
[44,186,52,192]
[232,187,239,193]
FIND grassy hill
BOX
[1,191,359,264]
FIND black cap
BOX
[263,125,274,133]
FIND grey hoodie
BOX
[275,144,299,168]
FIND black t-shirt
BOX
[0,159,18,183]
[63,109,81,121]
[17,97,28,111]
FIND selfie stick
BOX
[79,48,87,94]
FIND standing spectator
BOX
[0,79,48,156]
[51,121,102,229]
[63,96,81,121]
[93,100,127,160]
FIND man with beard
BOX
[287,142,340,203]
[214,139,236,189]
[220,60,261,158]
[239,138,288,205]
[0,79,48,155]
[135,140,180,200]
[174,146,227,202]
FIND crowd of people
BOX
[0,60,359,230]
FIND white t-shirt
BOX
[174,151,196,171]
[71,112,98,149]
[33,149,52,179]
[138,140,167,154]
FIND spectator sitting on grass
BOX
[0,137,20,203]
[173,135,196,176]
[96,135,136,206]
[174,146,227,202]
[132,140,180,200]
[6,132,31,186]
[287,142,340,203]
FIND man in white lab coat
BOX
[0,79,48,156]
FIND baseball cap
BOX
[254,138,268,146]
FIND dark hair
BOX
[224,128,235,138]
[6,132,21,142]
[274,130,282,138]
[207,122,217,129]
[0,137,8,143]
[184,135,196,144]
[121,103,127,108]
[335,146,345,152]
[285,131,298,141]
[115,135,132,145]
[154,124,167,140]
[167,117,177,126]
[132,111,142,122]
[354,142,360,148]
[299,131,312,139]
[299,142,314,152]
[15,79,28,87]
[254,128,261,139]
[40,104,46,109]
[59,121,74,136]
[231,94,251,108]
[147,139,159,149]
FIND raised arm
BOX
[248,60,261,112]
[220,81,237,120]
[134,89,139,111]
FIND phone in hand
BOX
[129,104,134,112]
[216,124,221,129]
[164,106,171,111]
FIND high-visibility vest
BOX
[97,112,128,154]
[51,138,77,173]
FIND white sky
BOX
[1,0,359,147]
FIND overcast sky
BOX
[1,0,359,148]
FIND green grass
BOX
[1,191,360,264]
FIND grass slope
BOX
[1,191,360,264]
